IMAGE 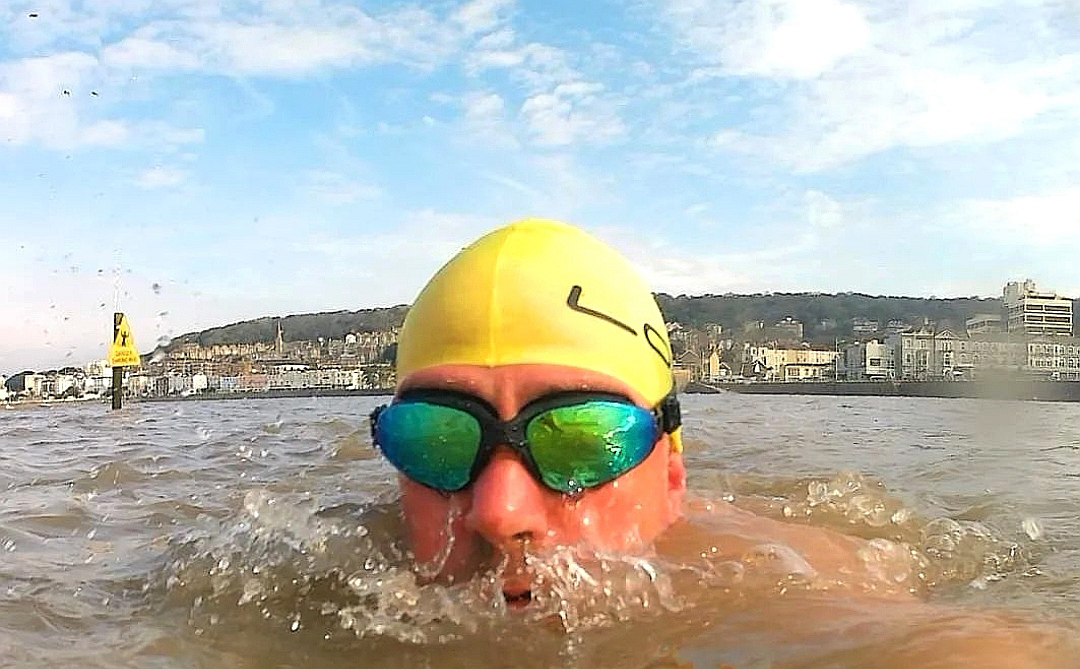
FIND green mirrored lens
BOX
[525,401,657,493]
[375,402,481,491]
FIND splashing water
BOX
[155,488,698,655]
[711,470,1038,596]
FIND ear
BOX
[665,444,686,523]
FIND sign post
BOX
[108,312,140,410]
[112,365,123,410]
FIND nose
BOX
[466,447,550,547]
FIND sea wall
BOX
[133,387,393,403]
[687,380,1080,402]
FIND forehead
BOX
[397,363,649,411]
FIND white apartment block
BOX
[22,374,42,396]
[1003,280,1073,337]
[837,339,894,380]
[890,327,935,380]
[955,335,1027,374]
[743,344,839,381]
[889,328,1080,380]
[888,328,966,379]
[966,313,1002,335]
[1026,340,1080,380]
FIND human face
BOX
[392,363,686,605]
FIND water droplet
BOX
[1022,518,1043,540]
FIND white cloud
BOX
[0,232,227,373]
[133,165,187,189]
[452,0,514,34]
[480,172,541,197]
[475,27,516,50]
[0,51,100,147]
[293,209,505,298]
[803,190,847,229]
[520,81,626,146]
[608,228,813,296]
[668,0,870,80]
[81,119,130,145]
[464,91,506,120]
[460,90,519,148]
[43,1,495,79]
[143,122,204,147]
[509,153,623,219]
[953,187,1080,243]
[468,48,528,70]
[595,186,888,295]
[466,39,579,91]
[196,22,390,76]
[7,1,632,154]
[664,0,1080,171]
[302,170,381,204]
[100,35,203,70]
[459,23,632,148]
[0,49,205,150]
[1,0,541,158]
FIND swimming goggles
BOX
[369,389,681,494]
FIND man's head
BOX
[374,219,686,602]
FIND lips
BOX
[498,555,534,609]
[503,588,533,608]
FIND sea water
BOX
[1,393,1079,667]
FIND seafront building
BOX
[1003,280,1073,337]
[742,343,838,382]
[6,279,1079,401]
[827,280,1077,383]
[965,313,1002,335]
[836,339,893,380]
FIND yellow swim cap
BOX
[397,218,677,415]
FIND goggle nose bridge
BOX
[490,420,526,448]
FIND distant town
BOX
[3,279,1078,403]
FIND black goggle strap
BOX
[655,389,682,435]
[368,404,384,444]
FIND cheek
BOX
[566,447,672,550]
[399,479,477,570]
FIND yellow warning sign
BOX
[108,312,140,367]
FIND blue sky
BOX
[2,0,1079,373]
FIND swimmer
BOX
[370,219,1077,667]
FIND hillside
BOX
[656,292,1004,345]
[171,306,410,347]
[167,293,1026,349]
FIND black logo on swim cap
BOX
[643,323,671,367]
[567,285,637,335]
[566,285,671,367]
